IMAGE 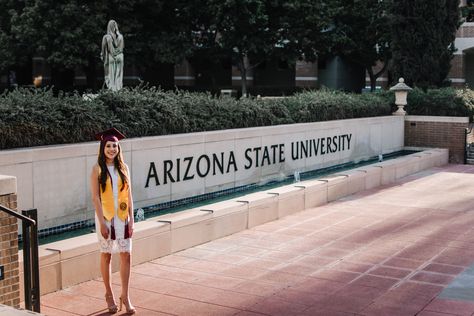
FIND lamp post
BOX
[390,78,412,115]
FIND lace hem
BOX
[95,214,132,253]
[98,237,132,253]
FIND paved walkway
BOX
[40,164,474,316]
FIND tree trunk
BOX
[51,67,75,92]
[367,67,376,92]
[238,56,248,98]
[84,56,98,91]
[367,61,389,92]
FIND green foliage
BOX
[275,89,391,123]
[0,1,28,73]
[12,1,105,70]
[403,88,474,118]
[331,0,391,91]
[389,0,461,89]
[96,86,188,137]
[0,87,393,149]
[8,1,194,88]
[0,88,112,148]
[190,0,336,95]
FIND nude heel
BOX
[119,296,136,314]
[105,293,118,314]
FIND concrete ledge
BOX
[155,209,213,252]
[351,166,382,190]
[268,185,305,217]
[405,115,469,123]
[297,179,327,209]
[156,208,212,229]
[24,148,449,297]
[238,192,279,228]
[19,248,60,301]
[0,175,16,196]
[202,200,249,239]
[322,175,349,202]
[431,148,449,166]
[335,170,367,195]
[412,151,436,170]
[394,155,421,180]
[373,160,397,185]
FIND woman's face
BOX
[104,141,119,162]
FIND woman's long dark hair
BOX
[98,141,129,192]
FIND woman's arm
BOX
[126,164,134,237]
[90,165,109,239]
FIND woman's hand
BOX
[100,221,109,239]
[128,219,134,238]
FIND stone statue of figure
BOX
[101,20,124,91]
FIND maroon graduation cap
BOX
[94,127,126,143]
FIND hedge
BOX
[0,86,471,150]
[404,87,474,117]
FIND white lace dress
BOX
[95,165,132,253]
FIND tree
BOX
[11,0,108,90]
[190,0,336,97]
[122,0,196,88]
[389,0,460,89]
[0,1,30,85]
[331,0,391,91]
[10,0,195,90]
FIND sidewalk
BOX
[40,164,474,316]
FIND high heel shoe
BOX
[105,293,118,314]
[119,296,136,314]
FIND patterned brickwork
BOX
[405,120,468,163]
[0,193,20,308]
[295,61,318,88]
[456,24,474,38]
[295,60,317,77]
[448,55,464,79]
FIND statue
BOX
[101,20,124,91]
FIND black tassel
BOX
[111,218,116,240]
[124,218,130,239]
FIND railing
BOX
[0,205,40,313]
[465,126,473,164]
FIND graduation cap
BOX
[94,127,126,143]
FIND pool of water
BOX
[23,150,418,247]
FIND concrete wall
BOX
[0,176,20,308]
[0,116,404,231]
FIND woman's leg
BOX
[101,253,113,294]
[119,251,135,312]
[119,252,130,296]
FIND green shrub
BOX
[378,87,474,119]
[279,89,391,123]
[0,86,400,149]
[0,88,111,148]
[97,86,188,137]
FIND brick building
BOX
[451,0,474,87]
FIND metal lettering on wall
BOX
[145,134,352,187]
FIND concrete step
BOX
[0,305,42,315]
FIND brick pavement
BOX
[40,164,474,315]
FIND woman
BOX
[90,127,135,314]
[101,20,124,91]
